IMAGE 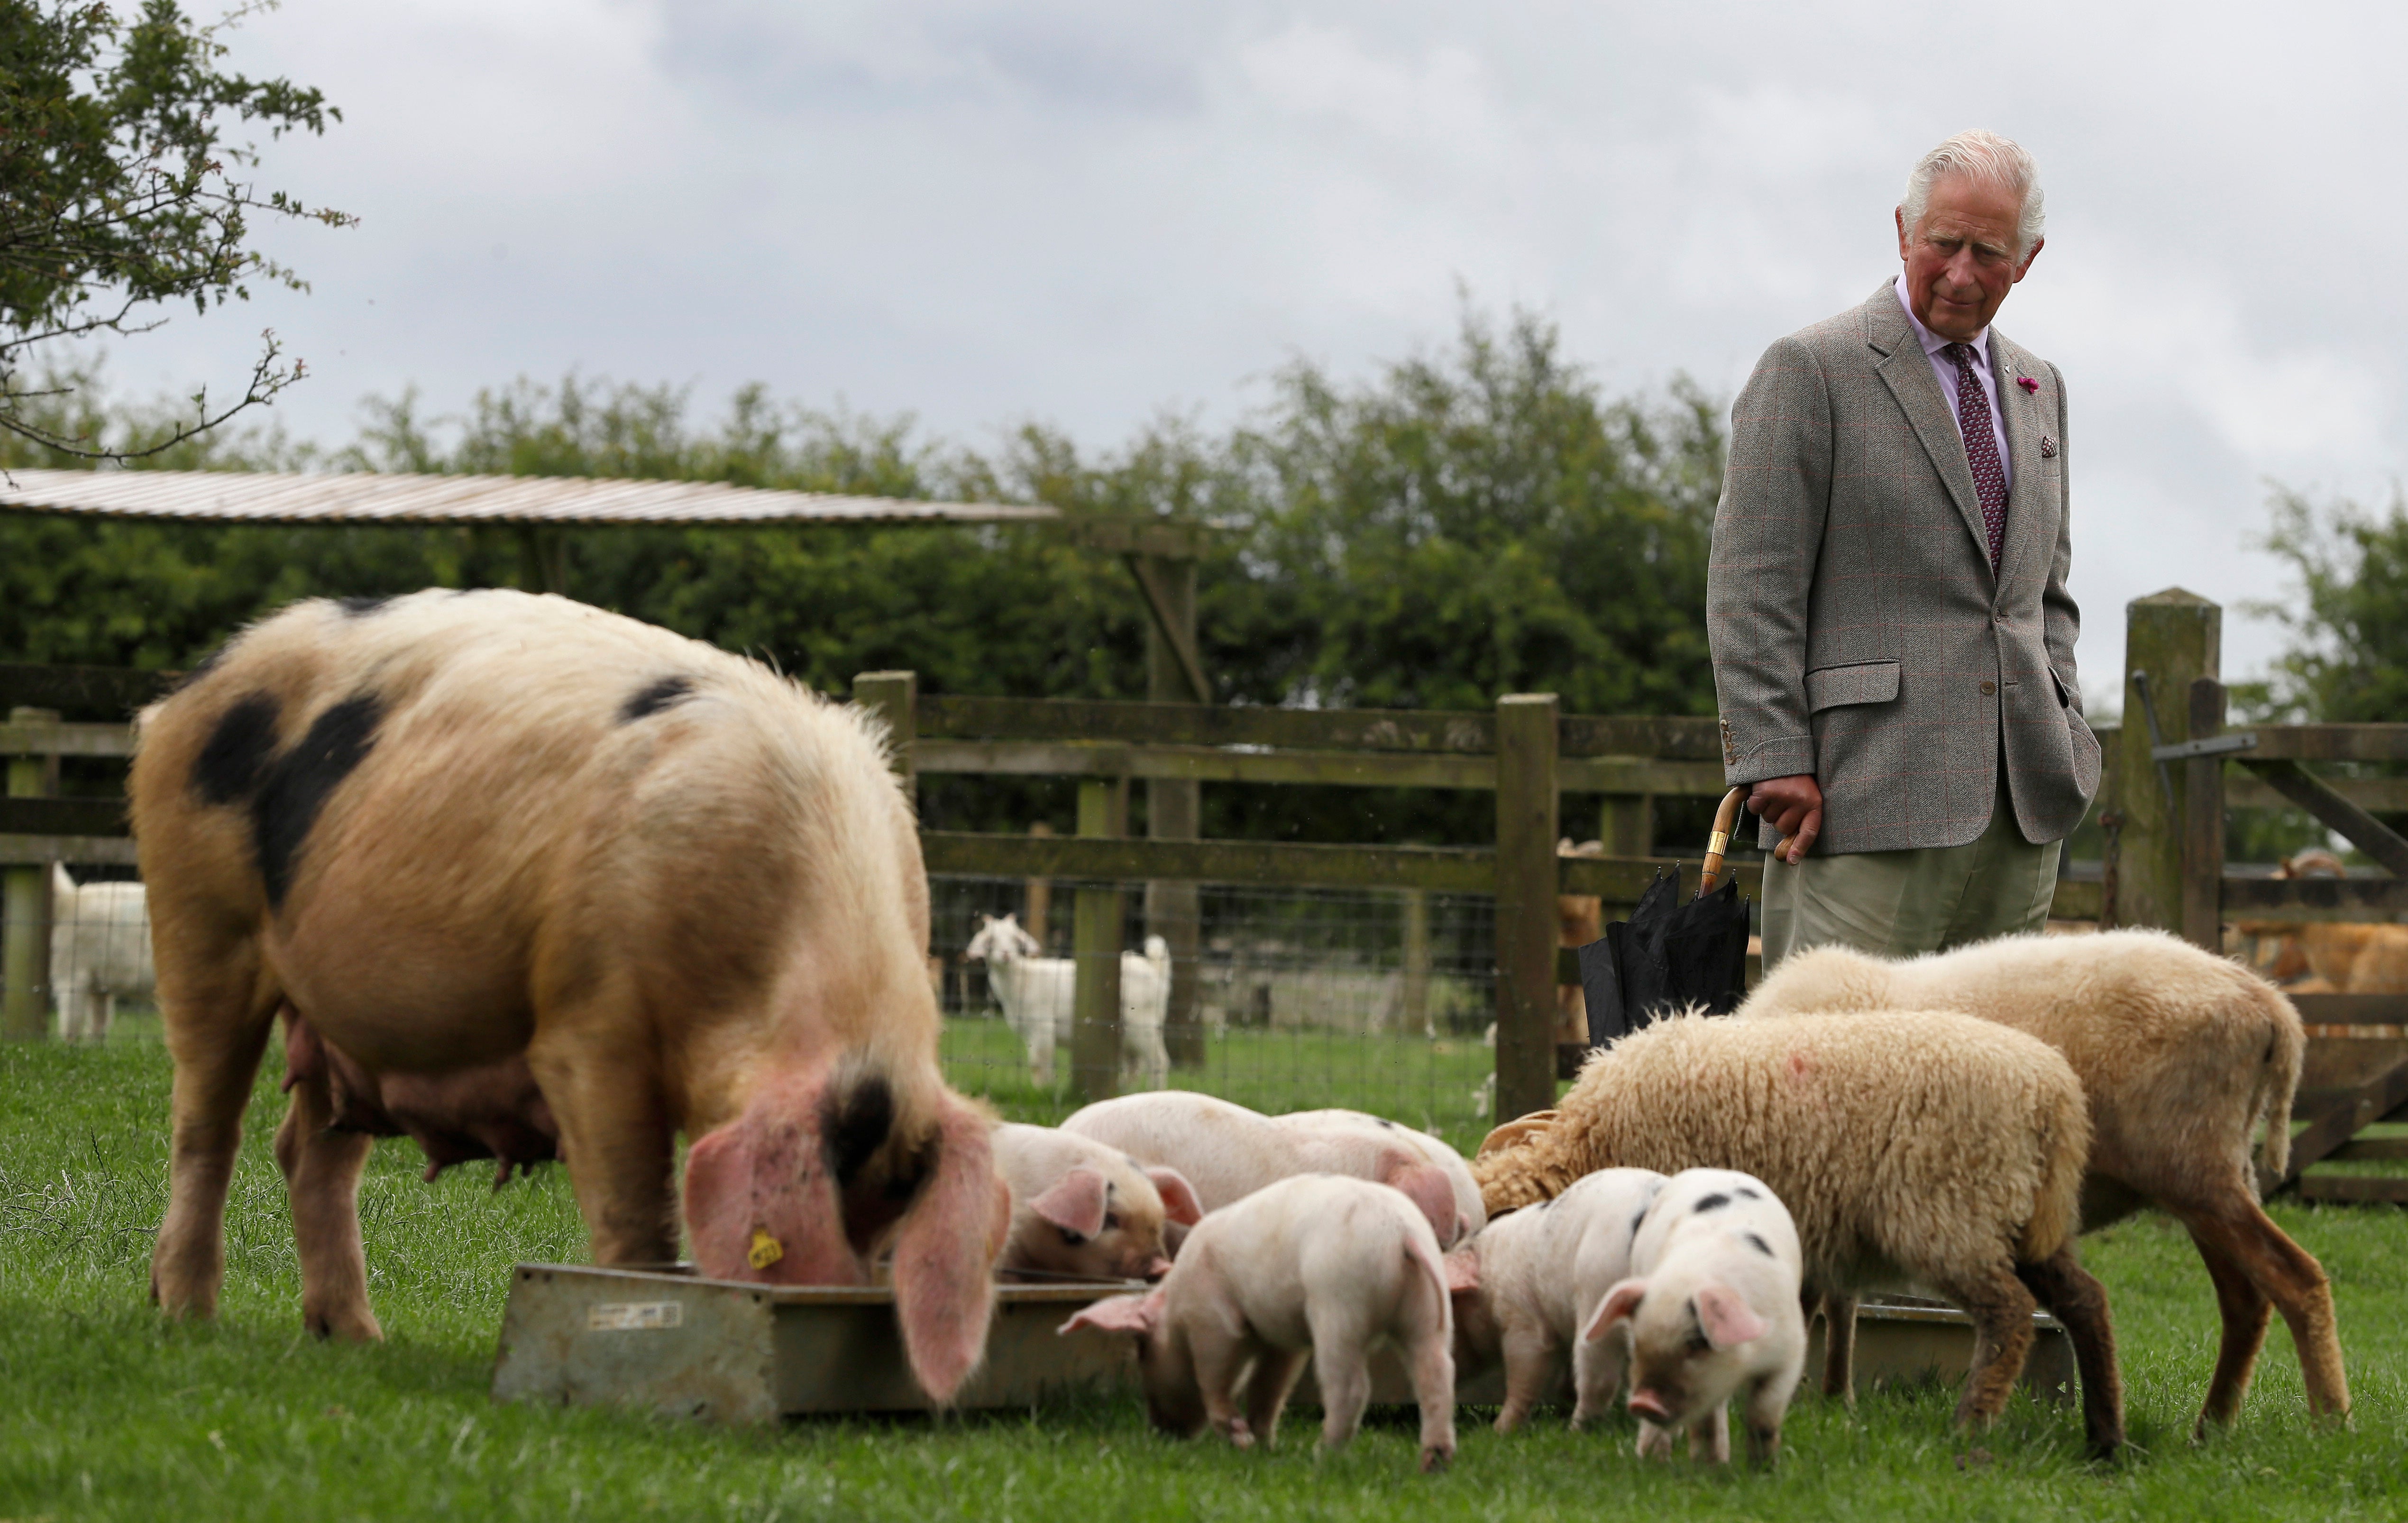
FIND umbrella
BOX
[1576,786,1754,1045]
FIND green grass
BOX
[8,1040,2408,1521]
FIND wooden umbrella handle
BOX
[1699,785,1749,895]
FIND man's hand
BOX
[1747,775,1823,865]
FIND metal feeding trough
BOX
[490,1263,2075,1422]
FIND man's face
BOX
[1895,174,2042,341]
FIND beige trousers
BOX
[1758,781,2061,969]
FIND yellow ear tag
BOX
[748,1229,785,1270]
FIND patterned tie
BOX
[1942,341,2007,571]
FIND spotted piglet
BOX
[1584,1168,1806,1466]
[1060,1174,1457,1472]
[1445,1166,1668,1432]
[992,1123,1203,1284]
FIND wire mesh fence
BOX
[10,862,158,1044]
[931,873,1501,1150]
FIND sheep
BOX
[1470,1009,2123,1458]
[132,589,1009,1403]
[1742,927,2346,1433]
[48,862,154,1041]
[963,912,1171,1090]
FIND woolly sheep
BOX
[1742,928,2344,1431]
[1470,1009,2123,1458]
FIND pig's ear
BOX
[1443,1248,1481,1295]
[1059,1290,1160,1336]
[1380,1155,1461,1248]
[1146,1167,1205,1227]
[1694,1284,1768,1349]
[1031,1166,1109,1239]
[888,1096,1008,1404]
[1584,1278,1648,1341]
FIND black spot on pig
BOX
[824,1072,895,1190]
[192,693,280,805]
[1692,1193,1731,1213]
[252,694,383,908]
[334,595,393,617]
[1735,1184,1762,1200]
[619,675,694,724]
[1744,1232,1774,1258]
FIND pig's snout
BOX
[1628,1388,1675,1424]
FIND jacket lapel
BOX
[1990,329,2046,595]
[1865,283,1996,579]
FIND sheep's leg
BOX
[2016,1247,2124,1459]
[1819,1291,1857,1403]
[528,1032,678,1266]
[151,955,278,1323]
[274,1042,383,1341]
[2179,1197,2349,1426]
[2185,1220,2272,1432]
[97,991,117,1042]
[1938,1267,2037,1431]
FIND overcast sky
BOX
[117,1,2408,703]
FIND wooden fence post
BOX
[1400,886,1431,1037]
[2112,590,2220,933]
[1494,693,1560,1124]
[1141,551,1208,1069]
[1023,821,1054,950]
[2184,678,2228,951]
[3,707,59,1042]
[1071,778,1129,1104]
[851,671,918,796]
[1598,793,1652,857]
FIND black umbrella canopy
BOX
[1575,787,1756,1046]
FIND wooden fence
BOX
[7,583,2408,1180]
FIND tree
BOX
[2249,486,2408,723]
[0,0,348,459]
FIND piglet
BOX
[1269,1108,1486,1244]
[1445,1166,1668,1432]
[1062,1092,1468,1248]
[1060,1174,1458,1472]
[1584,1168,1806,1466]
[992,1122,1203,1283]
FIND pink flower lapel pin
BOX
[2016,375,2040,394]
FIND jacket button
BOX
[1979,680,1996,695]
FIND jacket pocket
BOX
[1805,660,1901,713]
[2051,667,2076,708]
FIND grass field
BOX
[8,1037,2408,1522]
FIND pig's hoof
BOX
[1225,1421,1254,1451]
[1419,1445,1453,1474]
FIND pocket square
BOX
[2040,435,2058,459]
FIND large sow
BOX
[135,590,1007,1400]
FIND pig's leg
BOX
[1570,1321,1627,1431]
[150,947,277,1323]
[273,1055,381,1341]
[1189,1325,1259,1450]
[1634,1418,1673,1459]
[1496,1318,1557,1432]
[1243,1347,1308,1451]
[1687,1405,1730,1464]
[1742,1376,1785,1467]
[1819,1290,1857,1403]
[1407,1322,1458,1473]
[529,1035,677,1266]
[1312,1340,1373,1452]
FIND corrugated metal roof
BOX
[0,468,1062,527]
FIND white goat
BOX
[964,912,1171,1090]
[49,862,154,1041]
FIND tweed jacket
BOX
[1706,280,2100,855]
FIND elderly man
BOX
[1708,129,2100,966]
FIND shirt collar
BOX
[1893,272,1991,366]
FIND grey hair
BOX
[1900,129,2044,258]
